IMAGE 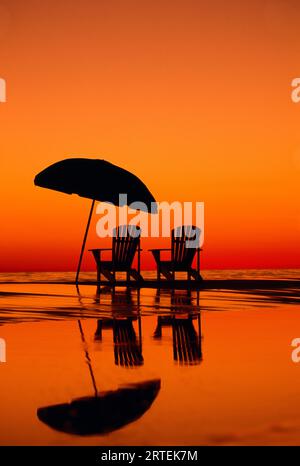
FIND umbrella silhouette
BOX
[37,379,161,436]
[34,158,157,282]
[37,320,161,436]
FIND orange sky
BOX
[0,0,299,271]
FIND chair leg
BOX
[97,266,101,285]
[196,248,201,280]
[94,320,103,341]
[190,269,203,281]
[157,266,160,282]
[100,268,115,283]
[196,290,200,306]
[160,267,174,281]
[153,316,162,338]
[129,269,143,281]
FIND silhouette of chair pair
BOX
[90,224,202,285]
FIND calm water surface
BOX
[0,270,299,445]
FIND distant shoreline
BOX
[0,278,299,291]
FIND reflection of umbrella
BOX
[34,158,156,282]
[37,379,161,436]
[37,318,160,436]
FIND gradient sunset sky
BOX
[0,0,299,271]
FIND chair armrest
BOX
[89,248,112,265]
[150,248,171,263]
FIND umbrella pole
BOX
[77,320,99,397]
[75,199,96,284]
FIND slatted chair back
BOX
[172,318,202,365]
[113,319,144,367]
[171,225,200,267]
[112,225,141,268]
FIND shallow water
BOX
[0,269,299,283]
[0,271,299,445]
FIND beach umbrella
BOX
[37,379,161,435]
[34,158,157,283]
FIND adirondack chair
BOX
[150,225,202,282]
[90,225,142,285]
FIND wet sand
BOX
[0,272,299,445]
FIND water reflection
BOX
[0,279,299,445]
[93,288,202,367]
[94,289,143,367]
[37,288,202,437]
[38,288,160,435]
[37,379,161,436]
[153,289,202,365]
[153,315,202,365]
[95,318,144,367]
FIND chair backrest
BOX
[113,318,144,367]
[112,225,141,267]
[172,317,202,365]
[171,225,200,266]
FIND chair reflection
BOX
[153,289,202,365]
[77,286,202,367]
[94,289,143,368]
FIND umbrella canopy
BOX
[37,379,161,436]
[34,158,156,212]
[34,158,157,282]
